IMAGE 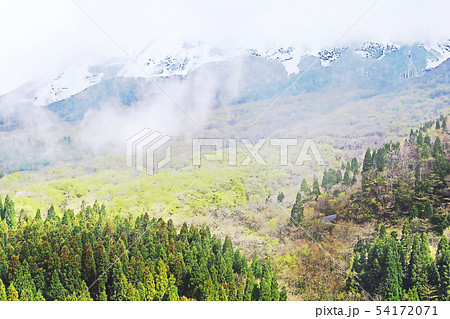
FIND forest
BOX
[0,114,448,301]
[278,114,450,300]
[0,201,285,301]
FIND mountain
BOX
[39,41,450,124]
[3,41,449,109]
[1,40,449,174]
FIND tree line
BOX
[0,200,286,301]
[347,224,450,301]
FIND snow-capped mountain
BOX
[17,40,450,107]
[32,65,104,106]
[355,42,399,59]
[424,41,450,69]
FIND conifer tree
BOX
[436,236,450,300]
[243,270,255,301]
[362,149,373,172]
[424,134,431,147]
[93,240,109,299]
[421,144,430,159]
[155,259,169,301]
[34,209,41,220]
[383,246,403,300]
[351,157,359,173]
[279,286,288,301]
[166,274,179,301]
[375,149,386,171]
[34,290,45,301]
[410,205,419,219]
[48,270,67,301]
[0,279,6,301]
[301,178,310,195]
[433,136,443,157]
[417,131,423,146]
[312,176,321,199]
[276,192,285,202]
[270,275,280,301]
[289,192,304,225]
[251,253,262,279]
[3,195,16,227]
[7,283,19,301]
[401,220,413,270]
[142,267,156,301]
[46,205,56,221]
[81,243,96,287]
[112,273,130,301]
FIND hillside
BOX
[1,111,448,300]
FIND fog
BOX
[1,0,450,173]
[2,0,450,94]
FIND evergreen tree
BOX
[351,157,359,173]
[424,134,431,147]
[81,243,96,287]
[48,270,67,301]
[421,144,430,159]
[166,274,179,301]
[34,290,45,301]
[280,286,288,301]
[374,149,386,171]
[7,283,19,301]
[155,259,169,301]
[383,246,402,300]
[417,131,423,146]
[362,149,373,172]
[251,253,262,279]
[401,220,413,271]
[312,176,321,199]
[436,236,450,300]
[270,275,280,301]
[289,192,304,225]
[259,277,271,301]
[3,195,16,227]
[142,267,156,301]
[301,178,310,194]
[243,270,255,301]
[46,205,56,221]
[433,136,443,157]
[436,120,441,130]
[410,205,419,219]
[112,273,130,301]
[0,279,6,301]
[34,209,41,220]
[276,192,285,203]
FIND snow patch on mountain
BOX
[317,48,346,67]
[23,40,450,107]
[248,47,302,74]
[355,42,399,59]
[424,40,450,69]
[32,65,104,106]
[118,42,241,78]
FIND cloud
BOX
[1,0,450,95]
